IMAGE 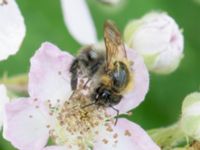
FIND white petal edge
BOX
[3,98,50,150]
[93,118,160,150]
[61,0,98,45]
[0,0,26,60]
[0,84,9,129]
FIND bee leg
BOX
[70,59,79,90]
[71,75,78,90]
[69,90,76,100]
[81,102,96,109]
[110,106,119,126]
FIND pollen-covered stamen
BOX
[98,122,134,147]
[46,80,109,149]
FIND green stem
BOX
[0,73,28,96]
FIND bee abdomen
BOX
[111,61,130,92]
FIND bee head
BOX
[92,86,122,107]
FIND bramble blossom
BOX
[3,42,160,150]
[124,12,184,74]
[181,92,200,140]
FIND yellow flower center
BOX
[47,81,110,149]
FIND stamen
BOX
[124,130,132,137]
[102,139,109,144]
[113,133,118,139]
[127,111,133,116]
[46,79,108,149]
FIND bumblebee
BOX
[70,20,133,112]
[70,45,105,90]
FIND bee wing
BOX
[104,20,127,70]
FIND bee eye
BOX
[101,90,110,99]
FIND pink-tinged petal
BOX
[61,0,98,45]
[93,118,160,150]
[107,48,149,114]
[0,84,9,129]
[43,145,67,150]
[29,42,73,106]
[3,98,50,150]
[0,0,26,61]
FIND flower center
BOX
[47,80,110,149]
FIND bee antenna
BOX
[110,106,119,126]
[81,102,96,109]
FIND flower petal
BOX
[0,0,26,60]
[0,84,9,129]
[3,98,50,150]
[43,145,67,150]
[61,0,98,45]
[107,48,149,114]
[93,118,160,150]
[29,42,73,106]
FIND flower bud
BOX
[124,12,184,74]
[180,92,200,140]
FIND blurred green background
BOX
[0,0,200,149]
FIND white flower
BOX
[124,12,184,74]
[61,0,98,45]
[60,0,123,45]
[0,0,26,61]
[180,92,200,140]
[0,84,9,129]
[2,42,160,150]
